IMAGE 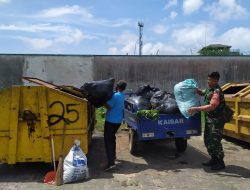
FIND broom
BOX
[55,121,67,186]
[43,134,56,184]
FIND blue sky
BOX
[0,0,249,55]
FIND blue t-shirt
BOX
[105,91,125,124]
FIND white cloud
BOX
[108,41,181,55]
[120,43,134,54]
[218,27,250,51]
[183,0,204,15]
[0,23,74,33]
[20,38,53,50]
[38,5,93,19]
[143,42,180,55]
[19,29,85,50]
[37,5,132,28]
[170,11,178,19]
[205,0,248,21]
[152,24,167,34]
[117,32,138,45]
[117,32,138,55]
[109,31,183,55]
[0,24,33,32]
[87,18,132,28]
[172,23,215,48]
[2,23,97,50]
[107,32,138,55]
[164,0,178,10]
[0,23,96,40]
[55,29,85,44]
[108,47,119,55]
[110,24,250,55]
[0,0,10,4]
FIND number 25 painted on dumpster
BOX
[48,101,79,126]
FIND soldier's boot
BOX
[202,156,216,167]
[210,158,225,170]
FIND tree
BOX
[198,44,242,56]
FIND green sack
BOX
[136,110,160,120]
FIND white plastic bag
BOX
[174,79,200,118]
[63,140,89,184]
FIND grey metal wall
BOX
[94,56,250,92]
[0,55,94,89]
[0,55,250,92]
[0,55,24,88]
[23,55,93,87]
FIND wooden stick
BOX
[55,121,67,186]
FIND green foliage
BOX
[95,107,106,132]
[136,109,160,120]
[95,107,127,132]
[198,46,242,56]
[199,48,231,56]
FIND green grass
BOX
[95,107,127,132]
[95,107,106,132]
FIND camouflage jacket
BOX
[204,85,225,122]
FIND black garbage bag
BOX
[127,96,151,111]
[161,97,179,114]
[150,91,166,106]
[136,85,160,99]
[150,91,179,114]
[80,78,115,107]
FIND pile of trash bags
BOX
[80,78,200,118]
[127,85,179,114]
[150,91,179,114]
[136,85,160,99]
[80,78,115,107]
[126,96,152,110]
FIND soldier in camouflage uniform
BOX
[188,72,226,170]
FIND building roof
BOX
[202,44,232,49]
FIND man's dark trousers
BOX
[104,121,120,166]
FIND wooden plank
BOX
[23,76,58,89]
[23,76,85,98]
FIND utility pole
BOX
[138,21,144,56]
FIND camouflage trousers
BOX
[204,117,225,160]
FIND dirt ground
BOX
[0,130,249,190]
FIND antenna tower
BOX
[138,21,144,55]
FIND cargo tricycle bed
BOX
[124,98,202,154]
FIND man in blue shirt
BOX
[103,80,127,171]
